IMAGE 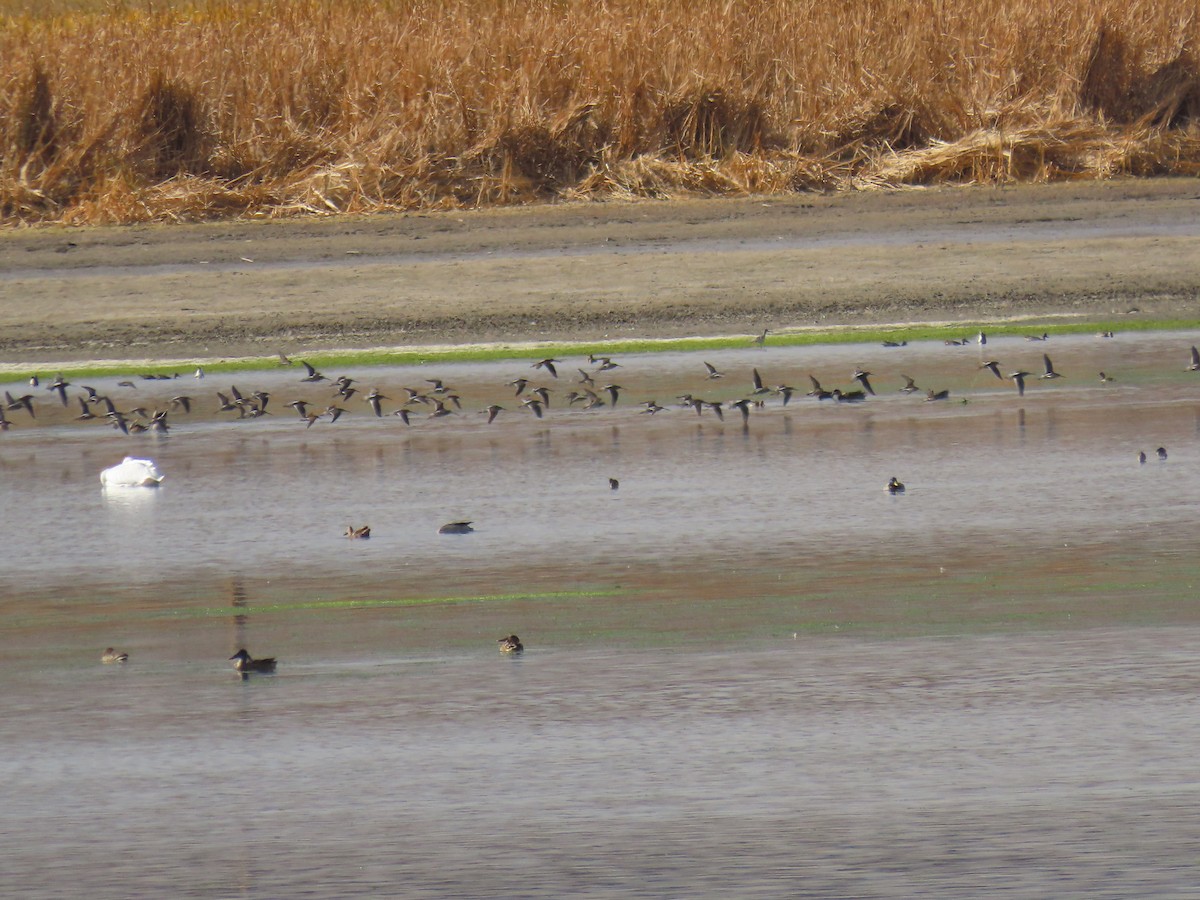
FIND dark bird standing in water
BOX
[609,477,620,491]
[1157,447,1168,460]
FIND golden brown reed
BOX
[1,0,1198,225]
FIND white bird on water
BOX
[100,457,165,487]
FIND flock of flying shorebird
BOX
[8,334,1199,438]
[38,329,1198,675]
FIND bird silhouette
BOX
[532,358,559,378]
[853,368,875,395]
[1009,371,1031,396]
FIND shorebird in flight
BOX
[1040,354,1063,379]
[1008,370,1031,396]
[979,361,1003,380]
[1188,346,1200,372]
[704,361,724,379]
[853,368,875,395]
[750,368,771,396]
[531,358,559,378]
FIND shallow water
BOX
[3,331,1200,896]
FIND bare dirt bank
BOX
[2,179,1198,363]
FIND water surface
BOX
[2,331,1199,896]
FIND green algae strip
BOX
[2,588,627,630]
[13,316,1200,381]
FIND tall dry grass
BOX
[0,0,1197,224]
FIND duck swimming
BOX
[886,477,906,494]
[101,648,128,664]
[345,525,371,539]
[229,649,277,678]
[498,635,524,653]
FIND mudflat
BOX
[2,178,1198,362]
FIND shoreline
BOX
[4,313,1196,379]
[2,179,1199,366]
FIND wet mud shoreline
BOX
[2,178,1199,363]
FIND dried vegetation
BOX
[1,0,1198,224]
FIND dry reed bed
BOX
[0,0,1198,225]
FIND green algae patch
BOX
[15,316,1200,382]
